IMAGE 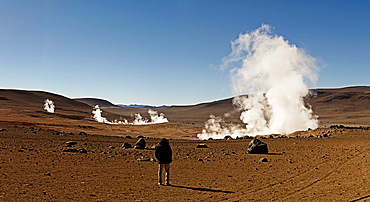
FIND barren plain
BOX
[1,87,370,201]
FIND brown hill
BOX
[309,86,370,126]
[74,98,117,108]
[0,89,91,120]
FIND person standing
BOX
[155,138,172,185]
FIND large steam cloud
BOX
[198,24,319,140]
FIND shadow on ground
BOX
[170,184,234,193]
[351,194,370,202]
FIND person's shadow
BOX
[169,184,234,193]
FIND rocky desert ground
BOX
[1,87,370,201]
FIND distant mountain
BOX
[117,104,170,109]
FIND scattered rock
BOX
[78,149,87,153]
[65,141,78,146]
[137,157,155,162]
[53,132,62,135]
[78,132,87,135]
[196,144,208,148]
[122,143,132,149]
[62,148,87,153]
[0,129,6,132]
[63,148,79,152]
[134,138,146,149]
[125,135,133,139]
[248,138,268,154]
[223,135,233,140]
[259,158,268,162]
[136,135,144,139]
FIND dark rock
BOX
[259,158,268,162]
[248,138,268,154]
[125,136,133,139]
[78,149,87,153]
[224,135,233,140]
[62,148,87,153]
[62,148,79,153]
[196,144,208,148]
[137,157,155,162]
[65,141,78,146]
[0,129,6,132]
[136,135,144,139]
[78,132,87,135]
[122,143,132,149]
[134,138,146,149]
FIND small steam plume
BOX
[92,105,169,125]
[132,109,169,125]
[44,99,55,113]
[148,109,169,124]
[132,113,148,125]
[198,24,319,140]
[92,105,110,123]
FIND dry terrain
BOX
[1,87,370,201]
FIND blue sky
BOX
[1,0,369,105]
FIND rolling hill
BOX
[0,86,369,127]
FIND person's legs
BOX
[164,164,170,185]
[158,164,163,185]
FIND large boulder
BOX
[134,138,146,149]
[248,138,268,154]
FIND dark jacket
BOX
[155,138,172,164]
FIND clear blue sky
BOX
[1,0,369,105]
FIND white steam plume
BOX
[132,109,169,125]
[92,105,168,125]
[44,99,55,113]
[148,109,169,124]
[198,24,319,140]
[92,105,110,123]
